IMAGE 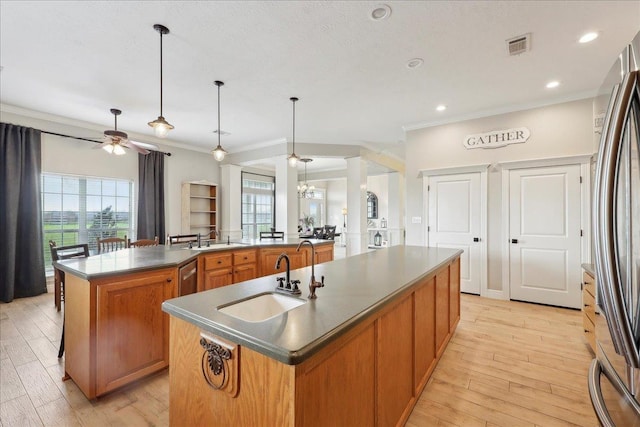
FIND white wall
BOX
[405,98,594,291]
[2,110,220,239]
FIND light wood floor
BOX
[1,289,598,426]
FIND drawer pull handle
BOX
[584,329,590,333]
[167,278,172,283]
[217,260,222,264]
[584,303,591,308]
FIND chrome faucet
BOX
[297,239,324,299]
[197,229,218,247]
[275,253,301,294]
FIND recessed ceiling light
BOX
[579,32,599,44]
[370,4,391,21]
[406,58,424,69]
[436,105,447,112]
[546,80,560,89]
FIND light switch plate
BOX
[411,216,422,224]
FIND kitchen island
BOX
[53,238,334,400]
[162,245,461,426]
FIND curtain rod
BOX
[40,130,172,156]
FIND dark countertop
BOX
[162,245,462,365]
[54,238,334,280]
[582,263,595,277]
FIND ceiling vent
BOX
[506,33,531,56]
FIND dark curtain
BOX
[137,151,166,244]
[0,123,47,302]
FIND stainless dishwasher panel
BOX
[179,259,198,296]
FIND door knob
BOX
[473,237,480,242]
[511,239,518,244]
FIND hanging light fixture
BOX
[102,109,128,155]
[288,97,300,167]
[211,80,228,161]
[298,158,315,198]
[147,24,174,138]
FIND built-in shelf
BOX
[182,181,218,235]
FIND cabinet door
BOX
[96,268,176,396]
[203,267,233,290]
[435,267,450,357]
[377,295,413,427]
[233,264,258,284]
[414,276,436,393]
[314,244,334,264]
[260,248,308,277]
[449,258,460,331]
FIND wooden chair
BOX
[50,242,90,311]
[168,234,199,245]
[50,242,90,358]
[128,236,159,247]
[312,227,325,239]
[323,225,337,240]
[259,231,285,240]
[97,235,127,253]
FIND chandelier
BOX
[298,158,315,198]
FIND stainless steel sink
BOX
[218,293,306,322]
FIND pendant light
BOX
[211,80,228,161]
[288,97,300,167]
[298,158,315,198]
[147,24,174,138]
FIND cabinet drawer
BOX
[583,314,596,353]
[204,253,233,270]
[233,249,257,266]
[583,271,595,298]
[583,288,596,324]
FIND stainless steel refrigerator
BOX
[589,30,640,426]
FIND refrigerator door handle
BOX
[595,70,640,368]
[588,359,617,427]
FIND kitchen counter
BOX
[53,237,333,280]
[582,263,595,277]
[164,245,462,426]
[162,245,462,365]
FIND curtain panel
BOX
[0,123,47,302]
[137,151,166,244]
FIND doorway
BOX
[424,166,487,295]
[502,159,589,309]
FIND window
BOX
[42,173,133,270]
[241,172,275,239]
[367,191,378,219]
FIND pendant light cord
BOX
[159,31,164,117]
[292,99,295,153]
[217,82,221,147]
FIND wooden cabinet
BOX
[377,295,414,426]
[200,248,259,291]
[233,249,258,283]
[583,270,596,353]
[435,266,450,357]
[182,181,218,235]
[314,243,334,264]
[414,275,436,393]
[66,267,176,399]
[260,247,308,277]
[200,252,233,291]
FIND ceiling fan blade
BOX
[122,140,150,155]
[129,140,159,151]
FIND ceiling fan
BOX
[96,108,157,155]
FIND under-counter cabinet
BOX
[260,247,308,277]
[313,243,334,264]
[200,251,233,290]
[232,248,258,283]
[65,267,177,399]
[583,269,596,353]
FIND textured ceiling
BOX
[1,1,639,172]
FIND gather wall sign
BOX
[463,127,530,149]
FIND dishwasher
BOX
[178,259,198,296]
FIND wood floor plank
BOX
[15,360,63,409]
[0,358,26,404]
[0,394,42,426]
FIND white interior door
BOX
[428,173,482,294]
[508,164,582,308]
